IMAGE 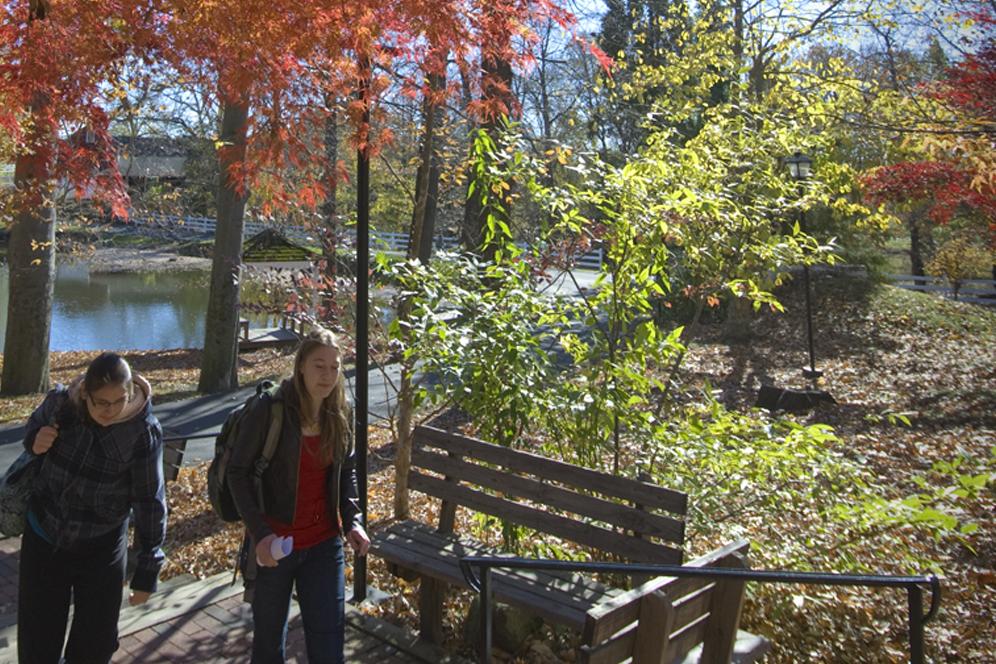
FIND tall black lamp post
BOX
[785,152,822,381]
[352,60,371,604]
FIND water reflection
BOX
[0,263,212,351]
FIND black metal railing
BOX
[163,433,216,443]
[459,557,941,664]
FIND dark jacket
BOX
[23,379,167,593]
[227,383,362,545]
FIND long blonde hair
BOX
[288,327,351,466]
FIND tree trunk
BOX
[909,217,925,277]
[461,148,486,252]
[1,97,56,396]
[722,296,753,342]
[199,99,249,392]
[393,369,414,519]
[320,102,339,316]
[418,149,442,260]
[461,54,513,256]
[409,71,445,264]
[395,66,446,519]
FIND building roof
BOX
[243,228,314,263]
[113,135,193,158]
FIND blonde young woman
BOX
[19,352,166,664]
[228,328,369,664]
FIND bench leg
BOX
[418,576,447,645]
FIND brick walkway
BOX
[0,536,438,664]
[110,594,415,664]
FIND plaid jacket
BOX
[23,384,167,592]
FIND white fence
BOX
[132,214,604,269]
[889,274,996,306]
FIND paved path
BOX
[0,536,451,664]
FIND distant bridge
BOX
[129,214,604,270]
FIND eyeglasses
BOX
[89,395,129,409]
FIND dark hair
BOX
[84,352,133,397]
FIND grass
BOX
[873,281,996,337]
[882,233,912,275]
[880,230,994,279]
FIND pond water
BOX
[0,263,212,351]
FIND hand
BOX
[32,424,58,455]
[256,534,279,567]
[128,590,152,606]
[346,525,370,556]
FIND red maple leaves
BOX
[861,161,993,226]
[2,0,592,218]
[861,6,996,245]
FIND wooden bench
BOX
[162,434,188,483]
[580,540,771,663]
[370,425,689,644]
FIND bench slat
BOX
[669,582,712,628]
[410,472,683,564]
[664,612,709,663]
[416,426,687,515]
[581,626,772,664]
[582,540,748,646]
[412,448,685,545]
[579,624,638,664]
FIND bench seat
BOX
[372,519,625,630]
[677,632,772,664]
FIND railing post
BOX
[479,566,493,664]
[908,584,924,664]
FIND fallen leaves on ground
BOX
[5,275,993,663]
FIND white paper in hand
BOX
[258,536,294,565]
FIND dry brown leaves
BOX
[678,276,995,663]
[4,276,993,662]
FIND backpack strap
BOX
[252,401,284,511]
[260,402,284,465]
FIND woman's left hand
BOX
[129,590,152,606]
[346,525,370,556]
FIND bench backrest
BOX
[410,425,688,564]
[579,540,750,664]
[162,436,187,483]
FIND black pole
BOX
[479,567,493,664]
[908,584,925,664]
[799,201,821,380]
[802,261,818,378]
[352,59,371,604]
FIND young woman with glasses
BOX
[18,352,167,664]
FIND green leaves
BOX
[385,250,557,448]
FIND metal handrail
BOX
[459,556,941,664]
[162,433,216,443]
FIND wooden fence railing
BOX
[130,214,604,270]
[889,274,996,306]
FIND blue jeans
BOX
[251,535,345,664]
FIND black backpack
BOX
[207,381,284,522]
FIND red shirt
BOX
[264,434,339,550]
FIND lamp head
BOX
[785,152,812,180]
